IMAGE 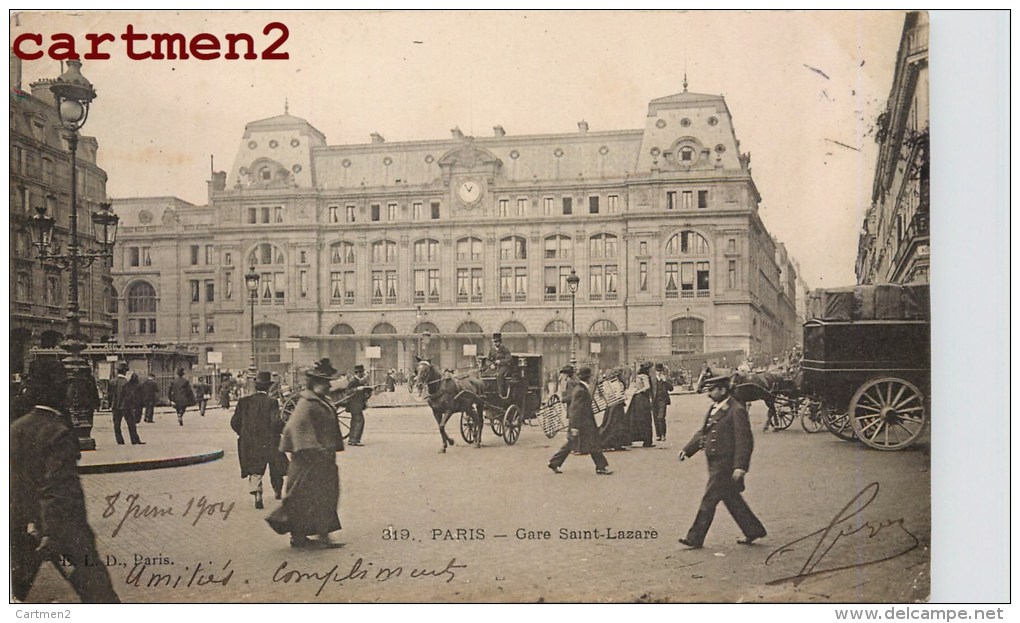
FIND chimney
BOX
[578,120,589,135]
[30,79,55,101]
[370,132,385,144]
[10,50,22,91]
[493,125,506,137]
[451,126,464,139]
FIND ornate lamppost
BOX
[244,266,261,377]
[566,268,580,367]
[31,59,119,451]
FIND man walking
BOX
[140,373,159,423]
[345,364,369,446]
[169,368,196,426]
[653,363,674,441]
[677,375,766,549]
[11,359,120,603]
[109,362,143,445]
[548,367,612,476]
[230,371,287,509]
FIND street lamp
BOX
[244,265,261,375]
[31,59,118,451]
[686,307,692,354]
[566,268,580,367]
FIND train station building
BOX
[111,84,799,379]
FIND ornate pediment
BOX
[437,141,502,185]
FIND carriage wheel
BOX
[822,408,857,442]
[490,410,505,437]
[281,394,299,423]
[771,399,796,430]
[502,405,522,445]
[849,378,927,451]
[800,398,825,433]
[460,409,479,444]
[337,411,351,441]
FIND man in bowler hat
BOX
[11,359,120,603]
[345,364,369,446]
[108,362,143,445]
[677,375,766,549]
[548,367,612,475]
[487,333,512,399]
[231,371,288,508]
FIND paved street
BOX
[23,393,930,603]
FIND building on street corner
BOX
[111,82,801,377]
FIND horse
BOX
[414,357,486,453]
[696,366,786,431]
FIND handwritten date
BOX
[102,491,234,538]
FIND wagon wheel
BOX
[281,394,299,423]
[337,410,351,441]
[822,408,857,442]
[849,378,927,451]
[800,397,825,434]
[460,409,479,445]
[502,405,522,445]
[771,398,796,430]
[490,407,505,437]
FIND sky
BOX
[11,10,908,288]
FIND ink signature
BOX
[272,557,467,597]
[765,482,920,586]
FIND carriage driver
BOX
[487,333,512,398]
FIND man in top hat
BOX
[169,367,196,427]
[677,374,766,549]
[108,362,143,445]
[557,364,577,406]
[231,371,288,509]
[652,363,674,441]
[11,358,120,603]
[548,367,612,475]
[487,333,512,399]
[345,364,369,446]
[267,358,344,549]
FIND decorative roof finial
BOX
[284,98,289,115]
[683,72,688,93]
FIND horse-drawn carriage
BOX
[459,353,545,446]
[278,377,376,440]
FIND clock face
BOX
[457,179,483,205]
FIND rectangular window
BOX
[346,205,357,223]
[681,262,695,297]
[430,201,440,219]
[639,262,648,292]
[248,207,258,224]
[299,250,307,264]
[329,205,340,223]
[698,190,709,209]
[300,270,308,298]
[562,197,572,215]
[471,268,483,301]
[414,270,426,302]
[274,206,284,223]
[589,196,599,214]
[457,268,470,301]
[206,319,215,334]
[639,241,648,256]
[205,245,214,264]
[498,198,509,217]
[697,261,710,294]
[607,195,619,213]
[129,247,140,267]
[728,238,736,253]
[205,281,215,303]
[142,247,152,266]
[500,267,513,302]
[331,272,345,302]
[224,272,233,299]
[666,191,676,210]
[605,265,618,300]
[386,271,397,301]
[589,265,603,300]
[46,275,60,306]
[190,280,200,303]
[371,204,380,222]
[516,198,527,216]
[261,206,271,223]
[387,203,398,221]
[191,318,201,335]
[665,262,678,299]
[149,319,157,334]
[412,202,423,220]
[558,266,574,301]
[544,267,558,301]
[515,268,527,301]
[543,197,554,216]
[427,269,440,302]
[225,252,232,266]
[190,245,200,265]
[728,260,737,289]
[682,191,693,210]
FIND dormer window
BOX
[680,146,695,162]
[259,167,272,181]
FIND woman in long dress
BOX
[267,359,344,548]
[599,368,631,451]
[627,362,655,447]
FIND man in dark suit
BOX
[169,368,195,427]
[652,363,674,441]
[677,374,766,549]
[109,362,142,445]
[11,359,120,603]
[547,367,612,475]
[230,371,286,509]
[140,373,159,423]
[345,364,369,446]
[487,333,512,399]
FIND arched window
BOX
[543,234,574,302]
[126,281,157,337]
[330,241,355,264]
[371,240,397,264]
[371,322,397,335]
[330,323,355,335]
[369,323,398,374]
[590,319,619,334]
[457,237,483,303]
[544,319,570,333]
[501,320,527,333]
[412,239,441,304]
[589,233,619,302]
[665,231,711,300]
[498,236,528,303]
[457,321,483,334]
[327,324,356,372]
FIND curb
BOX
[79,448,225,474]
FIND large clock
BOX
[457,179,483,206]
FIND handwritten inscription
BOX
[272,557,467,597]
[765,482,920,585]
[102,492,235,538]
[126,559,234,589]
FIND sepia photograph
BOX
[5,9,1009,611]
